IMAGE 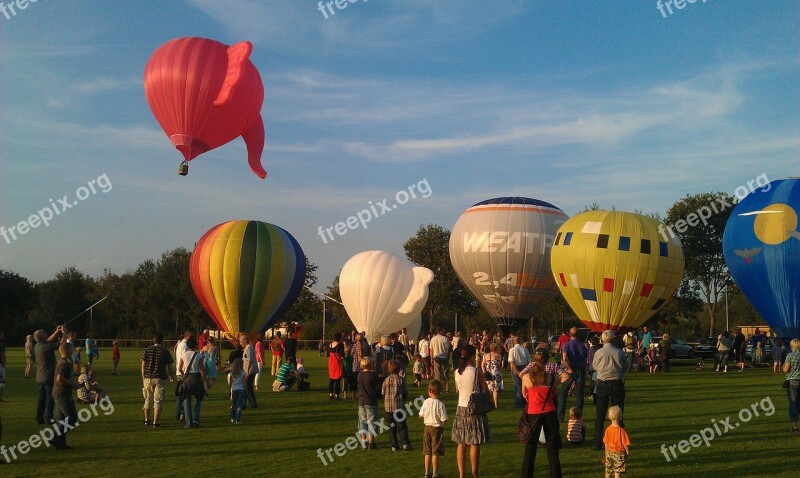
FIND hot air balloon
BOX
[339,251,434,343]
[449,197,568,333]
[723,178,800,338]
[189,220,305,341]
[550,211,685,332]
[144,37,266,178]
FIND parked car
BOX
[693,337,718,359]
[653,336,694,359]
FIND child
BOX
[382,359,412,451]
[112,341,120,375]
[357,356,379,450]
[754,341,763,365]
[419,379,447,478]
[566,406,585,444]
[413,354,424,387]
[72,346,82,374]
[228,358,246,424]
[648,343,660,373]
[343,345,354,399]
[603,406,631,478]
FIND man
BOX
[284,331,298,362]
[640,326,653,355]
[557,330,571,353]
[85,332,96,365]
[35,326,65,425]
[429,328,451,393]
[503,333,515,370]
[398,328,409,359]
[418,334,431,379]
[141,333,175,428]
[622,331,636,373]
[732,330,746,372]
[270,332,284,376]
[254,334,265,391]
[198,328,209,350]
[52,342,79,450]
[558,327,588,422]
[592,330,626,450]
[390,333,408,367]
[174,330,192,421]
[276,358,299,391]
[508,336,531,408]
[241,335,258,408]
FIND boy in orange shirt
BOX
[603,406,630,477]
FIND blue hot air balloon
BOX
[723,178,800,338]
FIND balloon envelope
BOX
[449,197,568,332]
[190,220,305,340]
[144,37,267,178]
[723,178,800,338]
[550,210,685,332]
[339,251,434,343]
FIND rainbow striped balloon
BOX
[190,220,305,340]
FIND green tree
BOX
[28,266,95,335]
[0,270,38,342]
[403,224,477,332]
[665,192,735,336]
[280,257,323,337]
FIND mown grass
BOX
[0,348,796,477]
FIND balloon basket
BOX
[178,161,189,176]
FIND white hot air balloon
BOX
[339,251,434,343]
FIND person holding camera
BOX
[35,325,66,425]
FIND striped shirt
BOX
[382,373,406,412]
[141,345,174,379]
[567,419,585,442]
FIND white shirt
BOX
[508,344,531,368]
[419,339,430,358]
[429,334,450,359]
[419,397,448,426]
[452,337,461,349]
[454,366,477,408]
[175,339,188,377]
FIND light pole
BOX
[304,285,343,343]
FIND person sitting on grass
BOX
[276,358,298,391]
[566,406,585,444]
[603,406,630,477]
[77,364,106,404]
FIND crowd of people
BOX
[1,323,798,476]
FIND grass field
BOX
[0,347,796,477]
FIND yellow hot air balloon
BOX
[550,211,684,332]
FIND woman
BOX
[452,344,491,478]
[327,332,344,400]
[772,336,784,373]
[77,364,106,404]
[658,334,671,373]
[716,332,732,373]
[180,337,207,428]
[24,335,36,378]
[203,337,219,394]
[782,338,800,432]
[480,342,504,408]
[521,361,568,478]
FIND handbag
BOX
[175,352,198,397]
[516,373,555,443]
[467,368,496,415]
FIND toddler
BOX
[603,406,631,478]
[566,406,585,444]
[413,354,424,387]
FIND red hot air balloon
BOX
[144,37,266,178]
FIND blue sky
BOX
[0,0,797,289]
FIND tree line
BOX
[0,193,765,345]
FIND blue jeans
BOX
[36,382,55,424]
[788,380,799,422]
[623,351,634,373]
[183,396,203,427]
[557,368,586,422]
[231,390,245,422]
[512,369,525,408]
